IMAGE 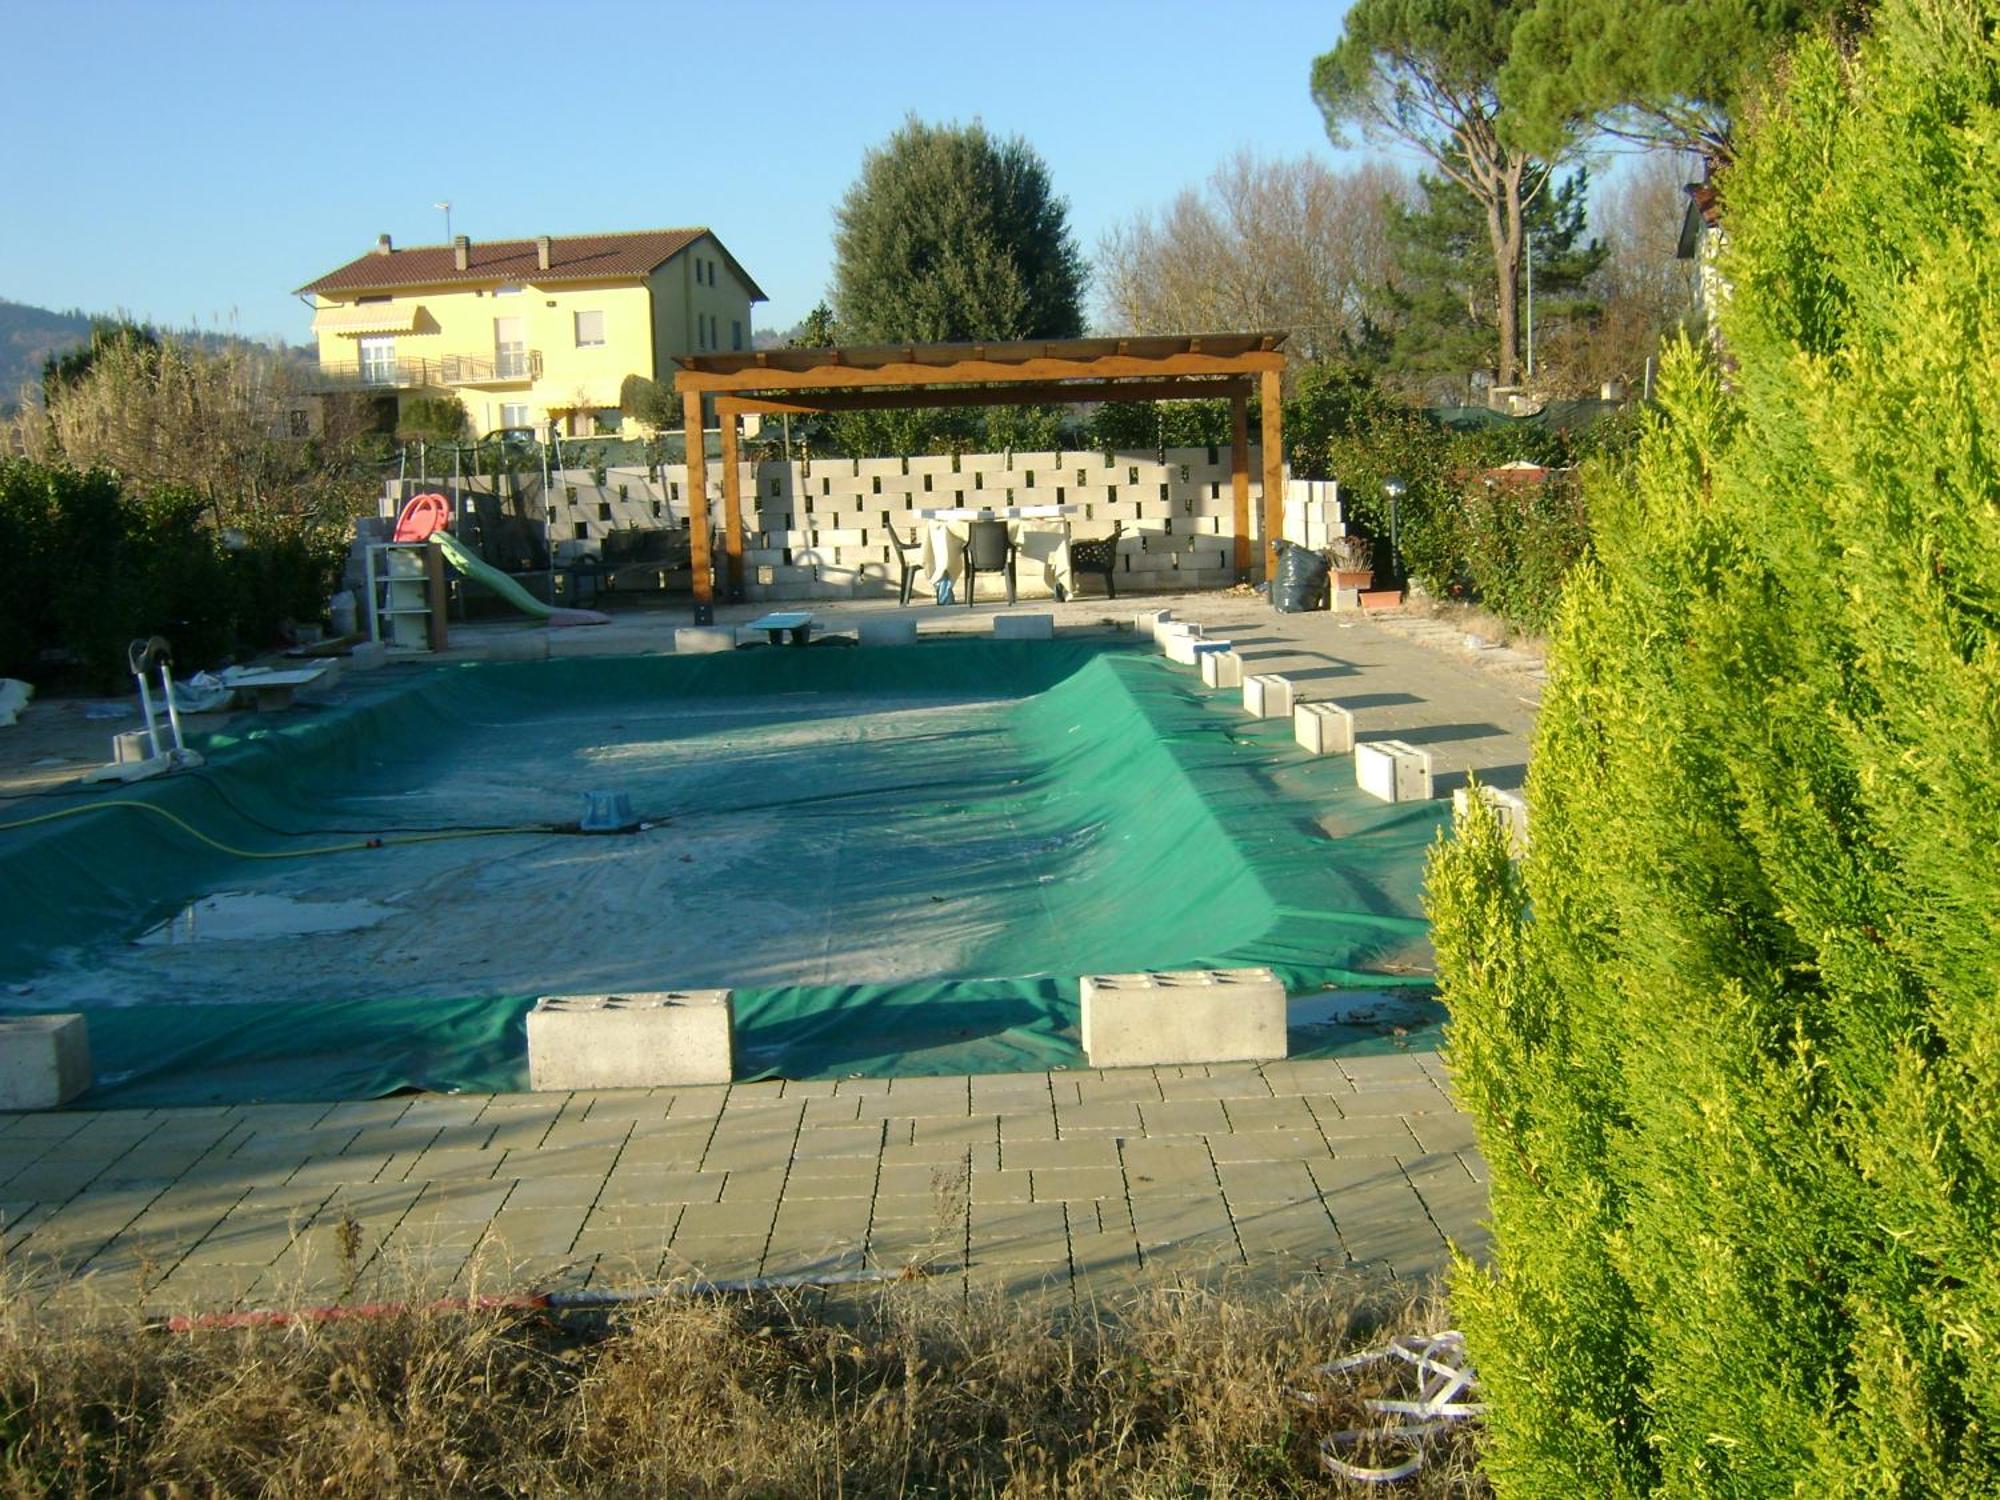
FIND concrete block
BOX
[0,1014,90,1110]
[348,640,388,671]
[1295,701,1356,756]
[674,626,738,655]
[858,616,918,646]
[1135,608,1173,641]
[1166,630,1228,666]
[1355,739,1435,803]
[1080,969,1287,1069]
[1453,783,1530,852]
[992,612,1054,640]
[1201,649,1245,690]
[527,990,735,1091]
[1242,673,1296,719]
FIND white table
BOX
[915,505,1081,600]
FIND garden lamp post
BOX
[1382,476,1407,586]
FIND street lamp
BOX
[1381,476,1407,586]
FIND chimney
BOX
[536,235,552,272]
[373,233,393,255]
[453,235,470,271]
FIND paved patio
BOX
[0,591,1533,1317]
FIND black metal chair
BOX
[1067,523,1123,600]
[891,528,925,606]
[963,518,1016,607]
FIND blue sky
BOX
[1,0,1367,343]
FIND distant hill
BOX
[0,298,93,404]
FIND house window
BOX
[494,283,522,295]
[574,310,605,347]
[500,402,531,431]
[494,316,527,378]
[358,336,397,386]
[732,320,743,351]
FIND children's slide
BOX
[393,494,608,627]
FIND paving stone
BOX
[1310,1156,1416,1196]
[1207,1129,1332,1164]
[1405,1111,1479,1153]
[1219,1095,1319,1132]
[1068,1070,1164,1105]
[663,1086,732,1118]
[969,1202,1070,1264]
[1029,1166,1127,1202]
[1331,1087,1453,1118]
[1000,1137,1121,1172]
[883,1078,971,1115]
[967,1168,1034,1205]
[1156,1072,1273,1102]
[799,1096,865,1126]
[1136,1099,1230,1136]
[1257,1059,1361,1095]
[480,1207,588,1259]
[1119,1141,1214,1186]
[762,1243,870,1277]
[783,1160,879,1199]
[1129,1196,1236,1249]
[595,1170,723,1207]
[1231,1200,1344,1259]
[674,1199,779,1239]
[1215,1160,1320,1206]
[660,1237,768,1278]
[880,1141,997,1172]
[792,1123,886,1159]
[719,1168,788,1202]
[909,1115,998,1149]
[1055,1100,1143,1133]
[875,1161,970,1203]
[866,1220,964,1269]
[700,1135,798,1173]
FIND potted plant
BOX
[1330,533,1374,592]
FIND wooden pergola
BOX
[672,333,1288,621]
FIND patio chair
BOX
[1068,522,1123,599]
[963,518,1016,607]
[891,528,925,606]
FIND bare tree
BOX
[1095,151,1410,364]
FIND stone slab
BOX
[991,613,1054,640]
[858,616,918,646]
[1453,782,1529,851]
[527,990,734,1091]
[673,626,738,655]
[1080,969,1287,1069]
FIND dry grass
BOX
[0,1269,1487,1497]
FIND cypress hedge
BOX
[1427,0,2000,1492]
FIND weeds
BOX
[0,1271,1485,1496]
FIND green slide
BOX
[431,530,609,626]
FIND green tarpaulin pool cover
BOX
[0,639,1446,1105]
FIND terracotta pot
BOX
[1334,569,1374,590]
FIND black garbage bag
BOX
[1270,540,1331,612]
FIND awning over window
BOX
[312,302,423,335]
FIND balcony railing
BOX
[303,350,544,392]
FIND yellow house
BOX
[297,227,765,436]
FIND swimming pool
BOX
[0,639,1443,1105]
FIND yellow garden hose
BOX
[0,798,550,861]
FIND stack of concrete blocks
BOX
[1079,968,1288,1068]
[1281,478,1344,552]
[526,989,736,1090]
[1243,672,1297,720]
[1136,608,1175,641]
[732,446,1268,603]
[1160,620,1209,665]
[0,1013,91,1109]
[1453,783,1530,853]
[1295,701,1357,756]
[1201,649,1245,690]
[1354,740,1436,803]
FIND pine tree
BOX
[1428,0,2000,1489]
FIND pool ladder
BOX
[82,638,207,784]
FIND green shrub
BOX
[1428,2,2000,1491]
[0,460,343,690]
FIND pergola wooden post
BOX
[1229,391,1251,579]
[1260,367,1285,583]
[681,391,713,623]
[719,410,745,601]
[672,334,1288,615]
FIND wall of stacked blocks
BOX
[390,447,1347,601]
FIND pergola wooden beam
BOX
[679,350,1281,395]
[715,377,1252,418]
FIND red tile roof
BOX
[298,228,766,299]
